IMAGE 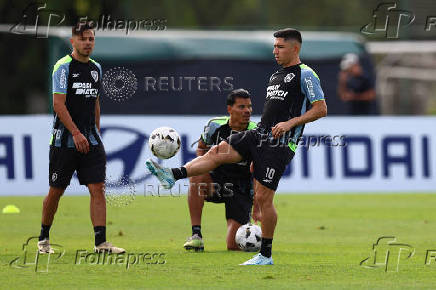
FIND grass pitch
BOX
[2,193,436,289]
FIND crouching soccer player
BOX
[37,22,124,254]
[183,89,258,252]
[146,28,327,265]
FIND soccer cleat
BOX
[239,253,274,265]
[145,158,176,189]
[94,241,126,254]
[37,239,54,254]
[183,234,204,252]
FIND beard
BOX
[77,48,92,57]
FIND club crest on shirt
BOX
[284,73,295,83]
[91,71,98,82]
[269,71,279,82]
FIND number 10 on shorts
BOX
[266,167,275,180]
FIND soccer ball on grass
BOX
[235,223,262,252]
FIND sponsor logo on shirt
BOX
[72,82,98,97]
[266,84,288,100]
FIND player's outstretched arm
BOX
[272,100,327,138]
[53,93,89,153]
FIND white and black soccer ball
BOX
[235,224,262,252]
[148,127,181,159]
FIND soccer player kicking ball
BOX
[146,28,327,265]
[184,89,258,252]
[37,22,125,254]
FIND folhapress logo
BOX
[9,2,65,38]
[9,237,65,273]
[360,236,415,272]
[361,3,415,39]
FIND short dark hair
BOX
[72,21,95,37]
[226,88,251,106]
[273,28,302,43]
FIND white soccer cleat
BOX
[37,239,54,254]
[239,253,274,265]
[145,158,176,189]
[94,241,126,254]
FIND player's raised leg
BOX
[89,182,125,254]
[38,186,65,253]
[146,141,243,189]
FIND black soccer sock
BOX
[260,238,273,258]
[171,166,187,180]
[94,226,106,246]
[39,224,51,241]
[192,225,202,238]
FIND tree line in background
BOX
[0,0,432,114]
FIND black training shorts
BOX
[49,144,106,188]
[227,128,295,191]
[204,172,253,225]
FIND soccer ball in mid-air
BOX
[235,224,262,252]
[148,127,181,159]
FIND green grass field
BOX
[2,194,436,289]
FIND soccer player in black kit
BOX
[147,28,327,265]
[37,22,125,254]
[183,89,258,252]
